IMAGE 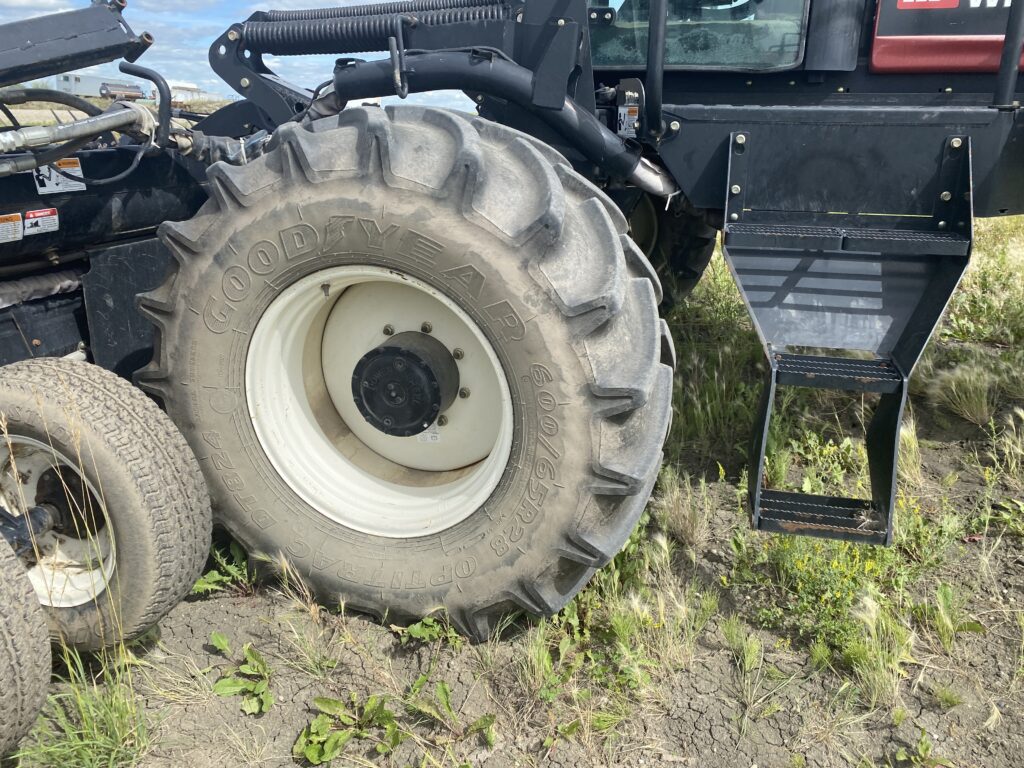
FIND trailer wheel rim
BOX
[0,436,115,608]
[245,265,514,539]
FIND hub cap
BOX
[245,266,513,539]
[0,436,114,608]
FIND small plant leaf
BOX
[240,695,261,715]
[209,631,231,656]
[467,713,497,746]
[314,696,356,724]
[212,677,249,697]
[436,681,456,721]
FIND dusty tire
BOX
[0,359,212,650]
[0,541,49,756]
[629,193,717,302]
[140,107,673,640]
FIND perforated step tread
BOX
[757,489,887,543]
[775,353,903,393]
[727,222,970,256]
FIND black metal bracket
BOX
[0,0,152,89]
[722,130,974,545]
[208,23,314,128]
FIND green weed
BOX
[391,614,464,649]
[293,693,407,764]
[405,672,496,745]
[210,633,275,715]
[931,684,963,711]
[193,538,257,596]
[894,728,956,767]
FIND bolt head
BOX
[383,324,395,336]
[421,321,432,334]
[227,30,239,41]
[937,220,947,230]
[735,134,746,145]
[669,120,680,131]
[438,415,448,426]
[951,137,963,149]
[459,387,471,399]
[590,11,597,18]
[940,191,952,202]
[729,212,740,222]
[239,77,251,88]
[557,18,565,26]
[730,184,742,195]
[453,348,465,360]
[604,11,612,18]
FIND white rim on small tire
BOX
[0,436,115,608]
[245,266,514,538]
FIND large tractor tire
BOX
[140,107,673,640]
[0,359,212,650]
[0,540,49,757]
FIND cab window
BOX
[589,0,810,71]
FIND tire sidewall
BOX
[0,390,158,648]
[168,183,594,616]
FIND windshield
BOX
[589,0,809,71]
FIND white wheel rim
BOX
[245,266,514,539]
[0,436,114,608]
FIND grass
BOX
[16,645,150,767]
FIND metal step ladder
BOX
[720,130,974,545]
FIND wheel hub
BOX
[351,331,460,437]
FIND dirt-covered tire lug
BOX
[0,540,50,757]
[140,106,673,641]
[0,359,212,651]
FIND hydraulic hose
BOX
[0,87,103,116]
[0,107,143,154]
[242,5,511,55]
[259,0,503,22]
[332,52,679,195]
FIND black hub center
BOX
[351,331,460,437]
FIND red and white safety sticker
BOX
[0,212,22,243]
[23,207,58,236]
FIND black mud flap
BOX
[721,129,973,545]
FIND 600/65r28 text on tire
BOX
[140,107,674,640]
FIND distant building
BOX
[165,81,220,104]
[54,73,138,98]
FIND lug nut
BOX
[459,387,471,399]
[383,324,394,336]
[453,348,465,360]
[421,322,433,333]
[438,415,449,426]
[940,191,952,202]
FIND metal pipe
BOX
[333,52,679,194]
[120,61,172,147]
[643,0,667,140]
[994,0,1024,108]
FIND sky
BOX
[0,0,471,108]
